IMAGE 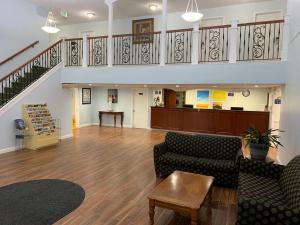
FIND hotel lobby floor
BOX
[0,126,237,225]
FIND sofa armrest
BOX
[238,196,300,224]
[239,158,285,180]
[235,148,243,165]
[153,142,168,161]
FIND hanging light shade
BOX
[42,12,60,34]
[181,0,203,23]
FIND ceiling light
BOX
[149,4,158,11]
[42,12,60,34]
[254,85,259,88]
[176,85,180,88]
[181,0,203,23]
[144,85,148,88]
[212,85,218,88]
[87,12,95,18]
[89,84,92,86]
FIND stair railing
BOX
[0,40,62,108]
[0,41,39,66]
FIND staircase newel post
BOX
[82,34,88,68]
[229,19,239,64]
[191,23,200,65]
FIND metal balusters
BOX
[198,25,230,63]
[88,36,108,66]
[112,32,161,65]
[65,38,83,66]
[237,20,284,61]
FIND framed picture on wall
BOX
[108,89,118,103]
[132,18,154,44]
[82,88,91,104]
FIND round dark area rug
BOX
[0,179,85,225]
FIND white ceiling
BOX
[29,0,272,25]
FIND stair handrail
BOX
[0,40,62,82]
[0,41,39,66]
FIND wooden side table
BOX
[98,111,124,127]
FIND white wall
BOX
[279,0,300,164]
[0,65,73,152]
[50,0,285,42]
[0,0,49,78]
[62,62,286,85]
[185,88,269,111]
[76,87,133,127]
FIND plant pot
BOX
[249,143,269,160]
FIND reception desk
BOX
[151,107,269,136]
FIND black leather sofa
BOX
[237,156,300,225]
[154,132,242,187]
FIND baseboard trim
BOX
[0,146,21,155]
[60,133,73,140]
[78,123,133,128]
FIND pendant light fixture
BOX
[181,0,203,23]
[42,11,60,34]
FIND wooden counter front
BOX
[151,107,269,136]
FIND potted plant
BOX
[244,126,284,160]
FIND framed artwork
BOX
[196,90,210,109]
[108,89,118,103]
[82,88,91,105]
[132,18,154,44]
[212,90,227,101]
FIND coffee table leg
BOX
[149,199,155,225]
[191,210,198,225]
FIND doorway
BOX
[133,88,149,129]
[72,88,80,129]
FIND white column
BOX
[105,0,117,67]
[61,38,66,67]
[191,23,200,65]
[82,34,88,67]
[281,15,290,62]
[229,19,239,64]
[160,0,167,66]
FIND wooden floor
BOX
[0,126,237,225]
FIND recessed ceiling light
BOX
[149,4,158,11]
[88,84,92,86]
[176,85,180,88]
[254,85,259,88]
[144,85,148,88]
[212,85,218,88]
[87,12,95,18]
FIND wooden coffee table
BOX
[148,171,214,225]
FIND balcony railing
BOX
[65,38,83,66]
[112,32,161,65]
[199,24,230,62]
[62,19,285,67]
[237,20,284,61]
[88,36,108,66]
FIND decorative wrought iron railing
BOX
[166,29,193,64]
[237,20,284,61]
[88,36,108,66]
[0,40,62,108]
[65,38,83,66]
[199,24,230,62]
[112,32,161,65]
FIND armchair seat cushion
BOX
[160,152,236,172]
[239,173,286,206]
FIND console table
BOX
[98,111,124,127]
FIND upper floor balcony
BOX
[62,19,286,67]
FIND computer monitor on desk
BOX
[231,107,244,111]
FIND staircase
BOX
[0,40,62,109]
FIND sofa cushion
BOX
[279,155,300,210]
[160,152,237,172]
[165,132,241,160]
[239,173,286,206]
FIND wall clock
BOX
[242,89,250,97]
